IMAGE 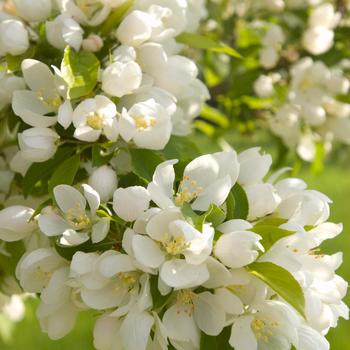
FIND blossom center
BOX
[175,176,203,206]
[162,234,189,256]
[117,272,138,290]
[176,290,197,316]
[134,116,157,130]
[76,0,103,18]
[87,112,104,130]
[251,317,279,343]
[65,206,91,230]
[37,90,61,109]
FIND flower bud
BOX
[0,19,29,56]
[238,148,272,186]
[0,205,37,241]
[46,14,83,51]
[82,34,103,52]
[18,127,59,163]
[88,165,118,202]
[13,0,52,23]
[116,10,153,47]
[102,60,142,98]
[0,73,25,110]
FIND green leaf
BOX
[30,199,52,221]
[251,225,295,251]
[230,183,249,220]
[23,146,74,197]
[149,275,172,310]
[130,149,164,183]
[254,218,288,227]
[48,154,80,197]
[92,144,115,167]
[163,136,200,161]
[225,192,235,221]
[97,0,133,36]
[176,33,242,58]
[61,46,100,99]
[200,332,218,350]
[200,327,234,350]
[181,203,200,227]
[0,241,25,276]
[5,46,35,72]
[247,262,305,318]
[197,204,226,230]
[201,105,229,129]
[54,239,114,261]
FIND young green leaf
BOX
[251,225,295,251]
[176,33,242,59]
[22,146,74,197]
[48,154,80,197]
[54,239,114,261]
[247,262,305,318]
[230,183,249,220]
[130,149,164,183]
[197,204,226,230]
[61,46,100,99]
[149,275,172,310]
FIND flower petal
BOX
[160,259,209,289]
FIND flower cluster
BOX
[0,0,208,174]
[230,0,350,161]
[0,147,347,349]
[269,58,350,161]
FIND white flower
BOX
[88,165,118,202]
[38,184,110,245]
[214,220,264,268]
[302,27,334,56]
[1,295,25,322]
[309,4,340,30]
[245,183,281,220]
[71,95,119,142]
[12,59,65,127]
[116,10,153,47]
[0,72,25,110]
[119,98,172,150]
[82,33,103,52]
[254,75,274,98]
[260,46,279,69]
[70,250,140,310]
[148,151,240,211]
[297,325,330,350]
[37,267,80,340]
[18,127,59,163]
[16,248,66,292]
[131,208,213,289]
[238,147,272,186]
[0,19,29,56]
[46,14,83,51]
[57,0,111,26]
[276,185,331,226]
[102,59,142,98]
[133,0,188,42]
[113,186,150,222]
[230,300,299,350]
[13,0,52,22]
[163,289,226,344]
[302,4,340,55]
[0,205,37,241]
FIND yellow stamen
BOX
[65,205,91,230]
[175,175,203,206]
[87,113,104,130]
[162,234,189,256]
[134,116,157,130]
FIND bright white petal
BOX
[160,259,209,289]
[132,234,166,269]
